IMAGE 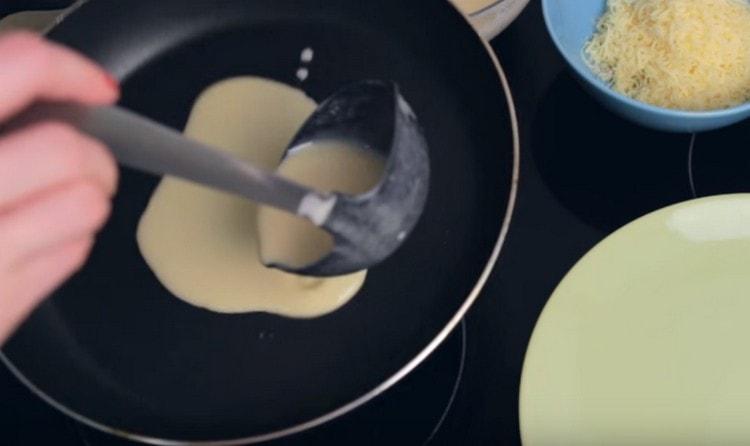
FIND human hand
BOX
[0,31,119,344]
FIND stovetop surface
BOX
[3,1,749,444]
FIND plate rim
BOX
[518,193,750,444]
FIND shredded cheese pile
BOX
[584,0,750,111]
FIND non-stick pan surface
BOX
[1,0,518,443]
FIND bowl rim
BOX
[541,0,750,120]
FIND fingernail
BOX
[103,71,120,91]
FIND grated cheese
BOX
[584,0,750,111]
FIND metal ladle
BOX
[8,80,430,276]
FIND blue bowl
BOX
[542,0,750,133]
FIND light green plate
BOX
[520,194,750,445]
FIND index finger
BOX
[0,31,119,122]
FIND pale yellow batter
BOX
[0,9,66,33]
[137,77,379,317]
[452,0,498,14]
[258,141,385,268]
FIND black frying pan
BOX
[0,1,518,444]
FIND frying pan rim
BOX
[0,1,521,444]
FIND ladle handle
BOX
[8,103,322,215]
